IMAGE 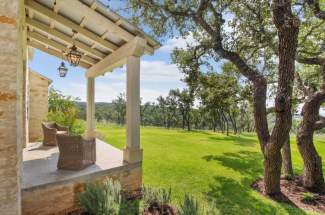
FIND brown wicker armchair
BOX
[56,135,96,170]
[42,122,69,146]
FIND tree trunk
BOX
[297,126,324,191]
[297,89,325,192]
[221,111,229,136]
[264,148,283,195]
[232,112,238,134]
[282,138,294,179]
[217,111,224,133]
[187,113,191,131]
[263,0,299,195]
[182,114,185,130]
[228,111,238,134]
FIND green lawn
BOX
[97,124,325,215]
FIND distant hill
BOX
[75,101,114,120]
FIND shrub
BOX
[179,194,219,215]
[47,87,84,135]
[302,192,316,204]
[142,186,172,208]
[79,179,122,215]
[70,119,85,135]
[179,194,199,215]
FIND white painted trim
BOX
[86,37,146,78]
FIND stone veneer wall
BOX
[0,0,25,215]
[28,71,51,142]
[22,165,142,215]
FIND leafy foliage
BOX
[179,194,200,215]
[302,192,316,203]
[142,186,172,209]
[47,87,84,135]
[79,179,122,215]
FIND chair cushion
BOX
[44,122,56,129]
[57,131,68,135]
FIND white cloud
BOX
[100,60,183,83]
[141,60,183,82]
[62,60,186,103]
[159,33,195,53]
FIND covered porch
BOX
[0,0,159,215]
[22,139,142,215]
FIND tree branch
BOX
[306,0,325,20]
[295,71,312,97]
[314,116,325,130]
[296,56,325,65]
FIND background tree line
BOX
[75,62,255,135]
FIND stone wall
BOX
[0,0,25,215]
[28,71,51,142]
[22,165,142,215]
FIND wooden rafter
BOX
[55,0,134,41]
[86,37,147,78]
[26,0,154,54]
[26,18,106,60]
[27,40,91,69]
[27,31,98,65]
[25,0,119,52]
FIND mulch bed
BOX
[252,177,325,214]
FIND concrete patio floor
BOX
[22,139,131,191]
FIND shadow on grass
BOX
[178,129,213,136]
[202,151,307,215]
[208,135,257,147]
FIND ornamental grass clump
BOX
[179,194,219,215]
[143,186,177,215]
[79,179,122,215]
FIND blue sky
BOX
[29,18,196,103]
[29,36,193,103]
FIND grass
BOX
[97,124,325,215]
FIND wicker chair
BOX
[56,135,96,170]
[42,122,69,146]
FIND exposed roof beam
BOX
[26,18,106,60]
[115,19,123,26]
[80,17,86,27]
[90,1,97,10]
[25,0,118,52]
[57,0,133,41]
[86,37,146,78]
[28,31,98,65]
[27,40,91,69]
[55,0,154,54]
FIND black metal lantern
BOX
[66,45,82,67]
[58,62,68,77]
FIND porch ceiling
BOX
[25,0,160,69]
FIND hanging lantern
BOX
[66,45,82,67]
[58,62,68,77]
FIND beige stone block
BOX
[123,147,143,163]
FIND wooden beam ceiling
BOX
[25,0,155,55]
[27,31,98,65]
[26,18,106,60]
[55,0,134,41]
[25,0,119,52]
[27,40,91,69]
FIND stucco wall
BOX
[28,71,50,142]
[0,0,25,214]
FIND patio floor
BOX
[22,139,131,191]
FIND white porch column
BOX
[123,56,143,163]
[86,77,95,139]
